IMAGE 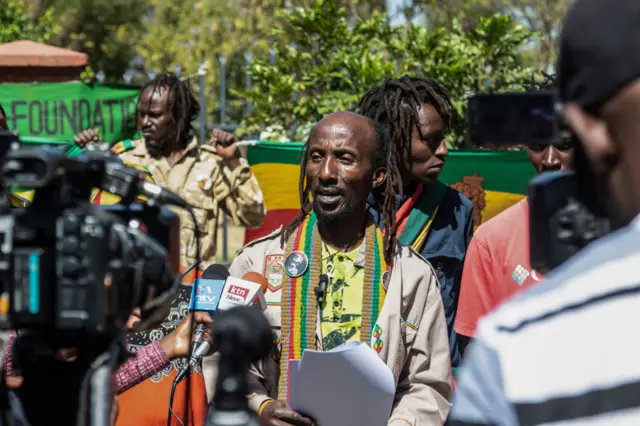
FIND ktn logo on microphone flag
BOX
[188,279,226,312]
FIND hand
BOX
[159,312,214,359]
[210,128,240,161]
[126,307,142,331]
[73,128,100,148]
[259,400,316,426]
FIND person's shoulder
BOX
[474,198,527,240]
[443,184,474,211]
[395,243,438,281]
[197,143,224,161]
[481,220,640,332]
[235,227,284,258]
[112,139,145,156]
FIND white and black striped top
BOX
[448,215,640,426]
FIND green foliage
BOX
[139,0,284,126]
[0,0,58,43]
[236,1,536,145]
[44,0,149,81]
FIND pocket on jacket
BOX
[400,317,418,348]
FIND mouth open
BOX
[315,188,344,208]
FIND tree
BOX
[235,0,536,145]
[409,0,571,70]
[26,0,149,81]
[0,0,57,44]
[138,0,289,127]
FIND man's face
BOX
[527,131,575,173]
[137,85,174,157]
[565,81,640,225]
[306,114,380,223]
[406,103,448,185]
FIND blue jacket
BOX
[368,184,474,367]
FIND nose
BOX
[319,156,337,182]
[435,140,448,158]
[541,146,562,171]
[139,114,151,128]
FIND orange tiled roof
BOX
[0,40,88,67]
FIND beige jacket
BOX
[118,138,266,269]
[229,228,452,425]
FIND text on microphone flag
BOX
[188,278,226,312]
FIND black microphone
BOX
[315,274,329,307]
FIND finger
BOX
[275,408,312,424]
[194,312,214,324]
[7,376,23,389]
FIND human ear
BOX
[372,167,387,189]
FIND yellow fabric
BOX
[91,161,156,205]
[411,205,440,251]
[320,244,365,350]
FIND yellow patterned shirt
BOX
[320,244,365,351]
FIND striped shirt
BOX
[448,215,640,425]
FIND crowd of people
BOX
[3,0,640,424]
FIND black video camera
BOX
[467,91,610,273]
[0,129,188,426]
[0,129,182,339]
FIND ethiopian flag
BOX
[245,142,536,243]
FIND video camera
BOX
[0,129,184,426]
[467,91,610,272]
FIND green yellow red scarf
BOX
[396,181,447,251]
[277,212,389,401]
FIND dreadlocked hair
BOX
[138,72,199,146]
[358,75,454,192]
[280,119,398,265]
[523,71,557,92]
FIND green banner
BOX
[1,82,140,144]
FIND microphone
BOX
[175,272,269,384]
[315,274,329,307]
[190,264,230,350]
[216,273,268,312]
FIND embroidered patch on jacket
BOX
[264,254,285,291]
[272,331,281,363]
[373,324,384,353]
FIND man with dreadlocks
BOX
[74,73,265,426]
[230,111,451,425]
[359,76,475,368]
[453,73,575,347]
[74,72,266,275]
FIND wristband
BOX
[257,399,275,416]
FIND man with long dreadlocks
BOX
[359,76,475,368]
[230,111,451,425]
[74,72,266,275]
[453,73,575,347]
[73,73,265,426]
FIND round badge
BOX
[382,271,391,290]
[284,251,309,277]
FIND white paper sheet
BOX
[289,341,395,426]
